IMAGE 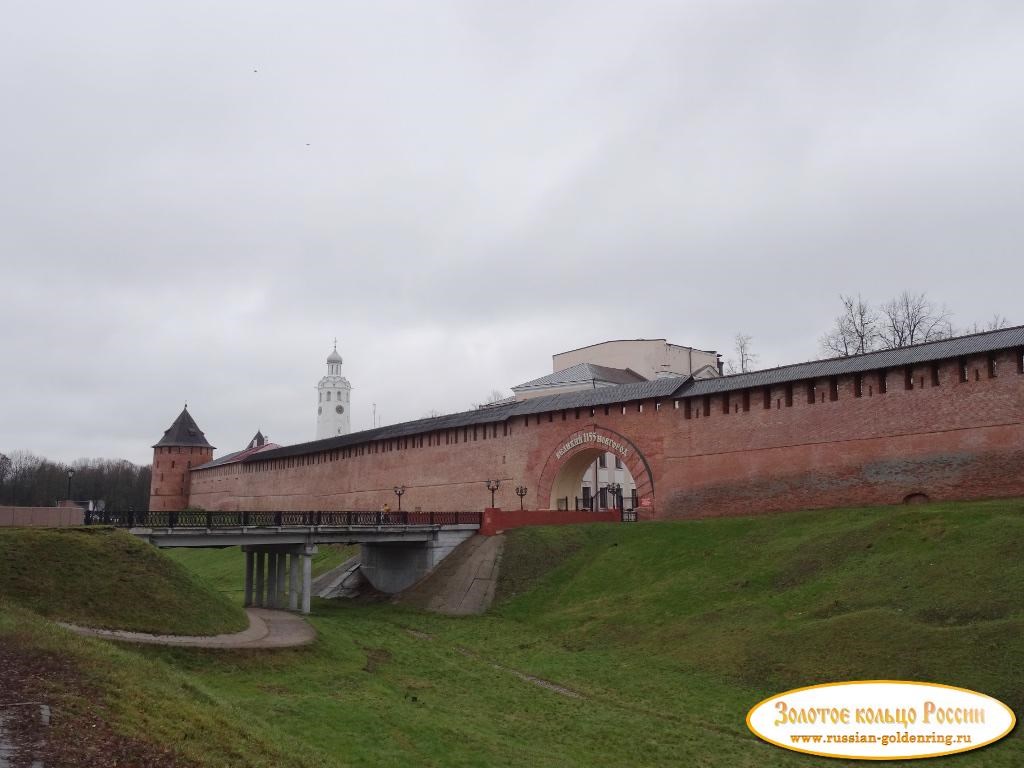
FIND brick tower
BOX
[149,406,214,512]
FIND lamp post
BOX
[514,485,528,510]
[393,485,405,511]
[66,468,75,504]
[607,482,622,510]
[485,479,500,508]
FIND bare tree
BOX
[0,450,150,509]
[0,453,10,497]
[965,314,1010,334]
[822,293,1009,357]
[474,389,511,409]
[422,408,444,418]
[820,294,880,357]
[985,314,1010,331]
[878,291,953,349]
[724,333,758,374]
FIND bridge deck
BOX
[88,510,482,529]
[87,510,481,547]
[131,523,480,548]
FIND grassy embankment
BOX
[1,501,1022,766]
[0,526,247,634]
[156,498,1024,767]
[0,530,358,766]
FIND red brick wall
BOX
[0,506,85,527]
[150,445,213,512]
[186,349,1024,518]
[480,507,621,535]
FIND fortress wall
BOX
[660,350,1024,516]
[189,421,545,512]
[151,445,213,512]
[186,349,1024,518]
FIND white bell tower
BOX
[316,340,352,439]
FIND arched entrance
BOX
[536,426,654,513]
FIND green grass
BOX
[0,600,325,766]
[0,527,247,635]
[1,500,1021,766]
[166,543,356,604]
[495,499,1024,713]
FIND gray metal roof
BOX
[153,408,214,449]
[679,325,1024,397]
[195,448,247,469]
[243,325,1023,464]
[193,437,282,470]
[512,362,647,391]
[509,376,685,414]
[249,377,687,462]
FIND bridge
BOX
[87,510,481,614]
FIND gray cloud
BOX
[2,1,1022,464]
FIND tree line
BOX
[819,291,1007,358]
[726,291,1010,373]
[0,451,151,511]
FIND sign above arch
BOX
[555,431,631,461]
[537,424,654,513]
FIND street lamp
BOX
[485,479,500,508]
[607,482,622,510]
[515,486,528,510]
[66,468,75,503]
[393,485,405,511]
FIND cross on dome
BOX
[327,340,343,365]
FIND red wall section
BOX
[184,349,1024,519]
[150,445,213,512]
[480,507,620,536]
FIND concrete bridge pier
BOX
[289,555,299,611]
[243,544,318,614]
[360,527,476,593]
[267,553,278,607]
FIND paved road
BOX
[59,608,315,649]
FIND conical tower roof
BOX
[153,407,215,449]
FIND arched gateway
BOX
[536,425,654,513]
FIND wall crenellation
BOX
[184,346,1024,517]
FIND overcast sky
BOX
[2,1,1022,465]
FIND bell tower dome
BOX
[316,339,352,439]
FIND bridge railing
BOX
[83,510,482,529]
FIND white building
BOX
[315,342,352,439]
[553,339,720,381]
[511,338,720,509]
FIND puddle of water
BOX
[0,711,17,768]
[0,705,49,768]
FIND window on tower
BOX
[326,391,331,401]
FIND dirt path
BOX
[58,608,315,649]
[397,534,504,615]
